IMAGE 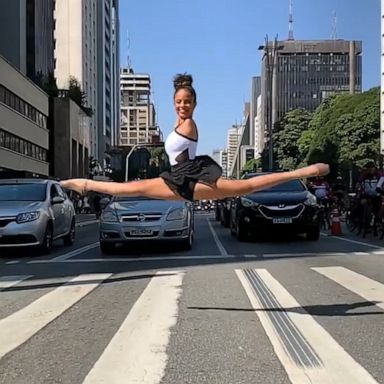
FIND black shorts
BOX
[160,155,222,201]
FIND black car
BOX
[229,173,320,241]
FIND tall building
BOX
[211,149,228,177]
[227,125,242,173]
[0,55,49,177]
[0,0,55,81]
[261,39,362,139]
[254,95,263,157]
[119,68,160,146]
[54,0,98,159]
[96,0,120,167]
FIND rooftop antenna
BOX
[126,30,132,71]
[288,0,294,41]
[331,10,338,40]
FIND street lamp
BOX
[125,142,164,181]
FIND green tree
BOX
[241,158,262,174]
[273,108,312,170]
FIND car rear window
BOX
[0,183,47,201]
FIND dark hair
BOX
[173,73,197,102]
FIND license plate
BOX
[273,218,292,224]
[129,229,153,236]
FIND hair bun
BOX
[173,73,193,89]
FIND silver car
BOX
[99,196,194,254]
[0,179,76,253]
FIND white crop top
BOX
[165,129,198,166]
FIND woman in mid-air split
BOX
[61,73,329,200]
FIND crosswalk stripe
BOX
[312,266,384,311]
[0,273,111,359]
[83,270,185,384]
[0,275,32,290]
[236,268,379,384]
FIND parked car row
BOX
[215,172,321,241]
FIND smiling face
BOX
[174,88,196,120]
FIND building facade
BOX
[96,0,120,167]
[119,68,159,146]
[227,125,242,175]
[0,55,49,177]
[261,39,362,144]
[54,0,98,159]
[0,0,55,82]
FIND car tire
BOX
[100,241,116,254]
[236,220,247,242]
[306,225,320,241]
[63,219,75,246]
[40,223,53,254]
[181,228,194,250]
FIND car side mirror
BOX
[52,196,65,205]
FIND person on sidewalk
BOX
[61,73,329,200]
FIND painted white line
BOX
[321,232,383,249]
[5,261,20,265]
[83,271,185,384]
[207,218,228,256]
[33,242,100,263]
[372,250,384,255]
[353,252,370,256]
[26,254,236,264]
[236,269,379,384]
[263,252,346,258]
[0,273,111,359]
[0,275,32,290]
[312,266,384,311]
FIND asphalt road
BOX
[0,212,384,384]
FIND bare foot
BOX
[60,179,89,195]
[295,163,330,179]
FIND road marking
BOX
[28,242,100,263]
[5,261,20,265]
[321,232,383,249]
[0,273,111,359]
[26,254,236,264]
[236,268,379,383]
[312,266,384,311]
[263,252,346,258]
[0,275,32,290]
[83,271,185,384]
[207,218,228,256]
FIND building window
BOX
[0,128,47,162]
[0,85,47,130]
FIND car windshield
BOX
[243,175,305,192]
[0,183,47,201]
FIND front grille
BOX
[0,234,37,244]
[120,213,162,222]
[0,217,16,228]
[258,204,304,219]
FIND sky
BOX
[119,0,380,156]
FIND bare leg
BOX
[61,163,329,201]
[61,177,184,200]
[193,163,329,200]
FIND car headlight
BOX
[240,197,258,208]
[16,211,40,224]
[167,208,187,221]
[304,194,317,206]
[101,210,119,222]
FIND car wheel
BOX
[63,219,75,246]
[236,220,247,242]
[181,228,194,250]
[40,223,53,254]
[306,225,320,241]
[100,241,116,254]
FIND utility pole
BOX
[259,36,280,171]
[381,0,384,155]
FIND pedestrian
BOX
[61,73,329,200]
